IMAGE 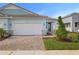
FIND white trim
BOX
[0,17,12,19]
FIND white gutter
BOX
[0,16,13,18]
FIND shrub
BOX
[67,32,79,42]
[56,16,68,40]
[0,28,8,41]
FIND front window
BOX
[65,23,70,28]
[75,22,77,27]
[75,22,79,27]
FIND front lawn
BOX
[43,37,79,50]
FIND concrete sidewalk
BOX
[0,50,79,55]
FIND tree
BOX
[56,16,68,40]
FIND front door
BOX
[47,22,51,35]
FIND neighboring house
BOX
[0,3,56,35]
[54,13,79,32]
[62,13,79,32]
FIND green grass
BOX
[43,37,79,50]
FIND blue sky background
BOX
[0,3,79,18]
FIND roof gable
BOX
[1,4,21,9]
[62,13,79,19]
[0,3,34,15]
[0,3,55,20]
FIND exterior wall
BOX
[62,16,73,32]
[0,18,8,30]
[50,22,54,34]
[72,15,79,32]
[62,15,79,32]
[52,20,58,30]
[11,17,47,35]
[0,17,55,35]
[50,20,57,34]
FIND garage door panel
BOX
[14,30,42,35]
[13,24,42,35]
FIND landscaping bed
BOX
[43,16,79,50]
[43,37,79,50]
[0,28,11,41]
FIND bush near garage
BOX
[0,28,11,41]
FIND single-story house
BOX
[62,13,79,32]
[54,13,79,33]
[0,3,56,35]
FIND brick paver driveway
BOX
[0,36,45,50]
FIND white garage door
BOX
[12,24,42,35]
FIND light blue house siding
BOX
[7,17,48,35]
[0,18,8,30]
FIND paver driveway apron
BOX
[0,36,44,50]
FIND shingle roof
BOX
[8,14,56,20]
[0,3,55,20]
[0,3,33,15]
[62,13,79,19]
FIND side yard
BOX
[43,16,79,50]
[43,37,79,50]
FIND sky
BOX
[0,3,79,18]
